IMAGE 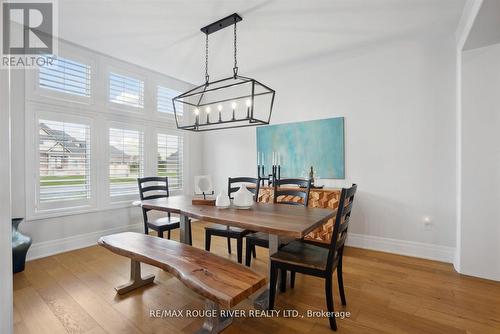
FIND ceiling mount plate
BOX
[200,13,242,35]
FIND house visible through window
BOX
[38,119,91,204]
[157,86,182,116]
[109,128,144,197]
[109,72,144,108]
[39,57,91,97]
[157,133,183,190]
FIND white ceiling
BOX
[58,0,466,84]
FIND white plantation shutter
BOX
[38,119,91,204]
[39,57,91,97]
[109,72,144,108]
[109,128,144,197]
[157,86,182,116]
[157,133,183,190]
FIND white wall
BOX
[459,43,500,281]
[202,34,458,260]
[10,41,201,260]
[0,66,13,334]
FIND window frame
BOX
[24,40,195,220]
[155,128,185,194]
[155,84,183,119]
[106,122,146,205]
[106,65,147,115]
[30,46,96,106]
[151,75,194,122]
[26,106,97,219]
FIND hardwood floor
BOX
[13,222,500,334]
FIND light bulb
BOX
[217,105,223,111]
[246,99,252,107]
[231,102,237,109]
[206,106,211,114]
[194,108,200,115]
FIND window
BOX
[109,128,144,197]
[109,72,144,108]
[157,133,183,190]
[39,57,91,97]
[38,119,91,204]
[157,86,182,116]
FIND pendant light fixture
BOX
[173,13,275,132]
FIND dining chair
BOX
[245,178,311,268]
[268,184,357,331]
[138,176,191,243]
[204,177,260,263]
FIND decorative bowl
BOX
[233,184,254,208]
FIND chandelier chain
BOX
[233,21,238,77]
[205,33,209,83]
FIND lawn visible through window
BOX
[39,119,91,203]
[157,133,183,189]
[109,128,144,197]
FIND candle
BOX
[217,105,223,122]
[231,101,237,120]
[257,152,260,165]
[194,108,200,126]
[277,152,280,165]
[246,100,251,119]
[206,106,211,123]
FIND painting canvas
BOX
[256,117,344,179]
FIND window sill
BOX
[27,190,185,221]
[27,203,137,221]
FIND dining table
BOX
[141,195,336,309]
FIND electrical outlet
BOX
[423,216,433,231]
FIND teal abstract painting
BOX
[256,117,345,179]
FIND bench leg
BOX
[195,299,233,334]
[115,259,155,295]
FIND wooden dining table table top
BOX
[141,195,336,239]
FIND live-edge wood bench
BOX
[98,232,266,334]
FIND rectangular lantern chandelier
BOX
[173,13,275,132]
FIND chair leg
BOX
[227,237,232,254]
[268,263,278,310]
[252,244,257,258]
[188,219,192,245]
[144,222,149,235]
[167,229,171,240]
[325,276,337,331]
[290,271,296,289]
[245,240,252,267]
[158,230,163,238]
[337,257,346,306]
[236,238,243,264]
[279,269,287,293]
[205,230,211,251]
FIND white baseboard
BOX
[26,225,455,264]
[346,233,455,263]
[27,223,143,261]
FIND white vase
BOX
[215,192,230,208]
[233,185,254,209]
